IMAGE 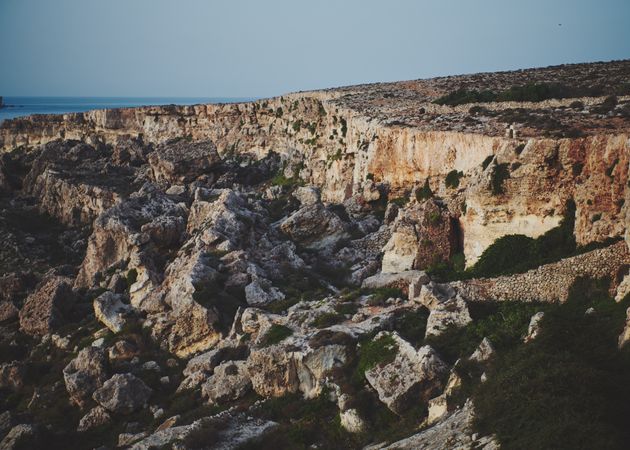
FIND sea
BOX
[0,97,254,123]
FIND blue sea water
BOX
[0,97,254,122]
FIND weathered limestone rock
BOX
[339,409,366,434]
[380,400,499,449]
[362,270,429,295]
[93,373,152,414]
[0,302,18,323]
[247,345,299,398]
[0,424,39,450]
[19,276,76,336]
[107,340,140,362]
[293,186,321,205]
[382,200,457,273]
[77,406,111,432]
[524,312,545,343]
[280,203,350,251]
[425,296,472,337]
[469,337,495,363]
[201,360,252,405]
[364,332,448,414]
[411,281,456,309]
[93,291,134,333]
[148,139,221,183]
[166,303,222,358]
[63,347,108,408]
[244,277,285,306]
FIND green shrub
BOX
[445,170,463,189]
[473,278,630,450]
[260,324,293,347]
[126,268,138,286]
[312,312,344,328]
[275,107,283,118]
[355,334,398,378]
[481,155,494,170]
[416,179,433,201]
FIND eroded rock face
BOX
[19,276,76,336]
[63,347,108,408]
[365,332,448,414]
[149,139,221,184]
[382,200,458,273]
[247,345,299,398]
[93,373,152,414]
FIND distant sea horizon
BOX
[0,96,256,122]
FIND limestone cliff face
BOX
[1,91,628,265]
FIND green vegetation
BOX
[434,83,602,106]
[481,155,494,170]
[126,268,138,286]
[473,279,630,450]
[354,334,399,379]
[275,107,283,118]
[312,312,344,328]
[292,119,302,132]
[259,324,294,347]
[445,170,464,189]
[415,179,433,201]
[339,117,348,137]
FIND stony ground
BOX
[0,61,630,450]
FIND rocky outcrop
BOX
[148,138,221,183]
[280,203,350,251]
[364,332,448,414]
[93,291,134,333]
[201,360,252,405]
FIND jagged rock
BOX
[0,424,39,450]
[361,270,429,295]
[524,311,545,343]
[0,272,35,304]
[247,345,299,398]
[118,432,149,447]
[469,337,495,363]
[93,373,152,414]
[77,406,111,432]
[280,203,349,251]
[75,190,187,311]
[618,307,630,348]
[364,332,448,414]
[293,186,321,205]
[615,269,630,302]
[63,347,108,407]
[425,296,472,337]
[411,281,457,309]
[379,400,499,449]
[0,362,25,391]
[129,411,277,450]
[381,200,457,273]
[0,302,18,323]
[19,276,76,336]
[93,291,134,333]
[0,411,14,441]
[167,303,222,358]
[201,360,252,405]
[426,395,448,426]
[148,139,221,183]
[244,277,285,306]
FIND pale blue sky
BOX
[1,0,628,97]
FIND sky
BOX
[0,0,629,98]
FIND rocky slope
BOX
[0,60,629,449]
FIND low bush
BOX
[259,324,293,347]
[445,170,464,189]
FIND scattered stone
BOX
[361,270,428,295]
[293,186,321,205]
[201,360,252,405]
[63,347,108,407]
[108,340,140,362]
[339,409,366,434]
[93,373,152,414]
[93,291,134,333]
[77,406,111,432]
[0,362,25,391]
[469,337,495,363]
[425,296,472,337]
[0,424,39,450]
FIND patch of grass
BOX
[312,312,344,329]
[415,179,433,201]
[354,334,398,379]
[392,308,430,346]
[259,324,293,347]
[126,268,138,286]
[473,278,630,450]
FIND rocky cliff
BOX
[0,60,630,449]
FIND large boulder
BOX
[63,347,108,407]
[425,296,472,337]
[364,332,448,414]
[362,270,429,295]
[148,139,221,184]
[201,360,252,405]
[382,200,457,273]
[247,345,299,398]
[280,203,350,251]
[77,406,111,432]
[93,373,152,414]
[19,276,76,336]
